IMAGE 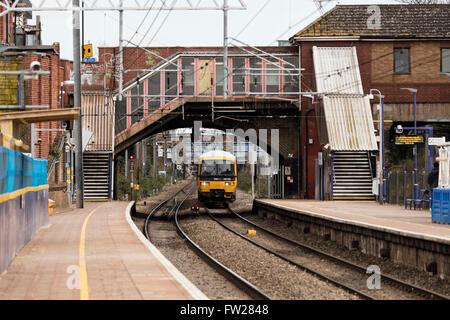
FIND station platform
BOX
[0,201,207,300]
[253,199,450,277]
[255,200,450,243]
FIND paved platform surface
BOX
[0,201,205,300]
[255,200,450,243]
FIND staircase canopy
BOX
[313,46,377,151]
[82,94,115,152]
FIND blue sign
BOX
[83,57,97,63]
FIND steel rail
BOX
[143,180,195,240]
[206,208,376,300]
[174,205,272,300]
[229,208,450,301]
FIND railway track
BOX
[208,208,449,301]
[143,183,272,300]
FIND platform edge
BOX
[124,201,209,300]
[255,200,450,245]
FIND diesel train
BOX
[197,150,237,204]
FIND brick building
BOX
[289,4,450,199]
[0,5,73,188]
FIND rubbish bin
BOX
[48,199,55,216]
[431,188,449,225]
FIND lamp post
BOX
[401,88,418,208]
[369,89,386,204]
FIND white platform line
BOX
[125,201,209,300]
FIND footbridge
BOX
[107,47,303,198]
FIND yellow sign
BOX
[133,184,140,191]
[395,135,424,145]
[83,44,93,58]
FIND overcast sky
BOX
[29,0,400,60]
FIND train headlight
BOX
[201,182,210,186]
[225,182,233,186]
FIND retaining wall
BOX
[253,201,450,278]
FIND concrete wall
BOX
[0,187,49,275]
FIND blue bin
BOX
[432,188,450,225]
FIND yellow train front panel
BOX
[197,151,237,203]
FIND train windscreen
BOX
[200,160,235,178]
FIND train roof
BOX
[199,150,236,160]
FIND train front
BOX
[197,152,237,203]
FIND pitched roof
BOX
[290,4,450,41]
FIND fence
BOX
[386,169,428,206]
[0,146,47,194]
[0,146,49,274]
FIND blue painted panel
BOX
[0,146,47,195]
[432,188,450,225]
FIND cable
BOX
[321,50,449,94]
[266,2,334,46]
[125,0,176,73]
[233,0,273,39]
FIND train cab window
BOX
[200,160,235,177]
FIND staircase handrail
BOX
[47,134,66,180]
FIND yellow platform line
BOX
[0,185,49,204]
[79,203,105,300]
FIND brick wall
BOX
[19,44,73,161]
[299,40,450,109]
[371,40,450,104]
[0,7,14,45]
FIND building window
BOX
[181,57,194,96]
[215,57,224,96]
[282,56,299,93]
[394,48,410,73]
[266,58,280,93]
[147,73,161,112]
[232,57,246,94]
[442,48,450,73]
[249,57,262,93]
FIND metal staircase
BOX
[83,152,111,200]
[332,152,374,200]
